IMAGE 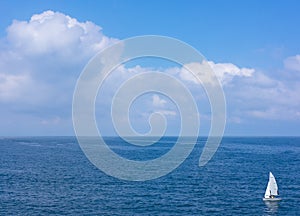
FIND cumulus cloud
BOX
[0,10,119,134]
[151,95,176,116]
[208,61,254,84]
[180,61,216,85]
[0,10,117,105]
[179,61,254,85]
[226,68,300,121]
[176,55,299,122]
[102,58,300,124]
[6,10,117,57]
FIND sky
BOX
[0,0,300,136]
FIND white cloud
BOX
[208,61,254,84]
[225,68,300,121]
[246,108,277,119]
[6,10,117,57]
[245,107,300,120]
[152,94,167,107]
[180,62,216,85]
[0,73,31,101]
[1,10,300,135]
[0,10,118,106]
[156,110,177,116]
[103,60,300,123]
[40,116,61,125]
[179,61,254,85]
[284,55,300,72]
[227,116,242,124]
[0,10,120,135]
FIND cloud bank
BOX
[1,10,300,135]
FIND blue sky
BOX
[0,0,300,136]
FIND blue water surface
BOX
[1,137,300,215]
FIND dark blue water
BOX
[1,137,300,215]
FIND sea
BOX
[1,136,300,215]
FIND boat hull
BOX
[263,197,282,201]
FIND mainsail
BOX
[264,172,279,198]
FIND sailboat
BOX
[263,172,281,201]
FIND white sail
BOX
[264,172,279,198]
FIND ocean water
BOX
[1,137,300,215]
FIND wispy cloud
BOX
[284,55,300,72]
[0,73,31,101]
[156,110,177,116]
[152,94,167,107]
